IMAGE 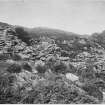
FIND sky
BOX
[0,0,105,35]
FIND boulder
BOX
[65,73,79,82]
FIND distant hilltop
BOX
[0,21,105,49]
[0,22,86,39]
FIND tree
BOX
[15,27,31,45]
[7,63,22,73]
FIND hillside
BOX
[90,30,105,49]
[0,22,105,104]
[0,22,89,41]
[25,27,82,40]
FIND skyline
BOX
[0,0,105,35]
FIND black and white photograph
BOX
[0,0,105,104]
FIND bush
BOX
[68,64,77,74]
[12,54,22,61]
[7,63,22,73]
[20,79,99,104]
[22,62,32,72]
[79,64,96,82]
[82,84,103,101]
[0,72,99,104]
[0,53,10,61]
[36,65,47,74]
[0,75,11,103]
[51,61,67,74]
[0,73,21,104]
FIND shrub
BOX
[12,54,22,61]
[36,65,47,74]
[0,53,9,61]
[0,75,11,103]
[20,79,99,104]
[68,64,77,74]
[79,64,96,82]
[51,61,67,74]
[82,84,103,101]
[22,62,32,72]
[6,63,22,73]
[0,73,21,104]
